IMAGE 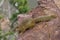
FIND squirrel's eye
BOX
[18,16,20,19]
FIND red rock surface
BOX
[17,0,60,40]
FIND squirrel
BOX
[14,14,57,34]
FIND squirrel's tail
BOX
[34,14,57,23]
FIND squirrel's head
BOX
[17,14,32,24]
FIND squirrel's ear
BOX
[17,16,21,19]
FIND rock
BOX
[1,18,10,32]
[16,0,60,40]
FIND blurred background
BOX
[0,0,37,18]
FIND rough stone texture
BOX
[17,0,60,40]
[54,0,60,9]
[28,6,46,18]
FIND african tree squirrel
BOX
[13,14,57,34]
